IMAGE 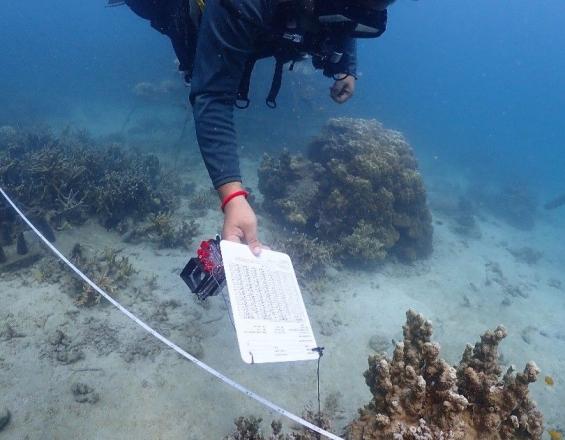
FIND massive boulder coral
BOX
[258,118,432,264]
[347,310,543,440]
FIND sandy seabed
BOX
[1,157,564,440]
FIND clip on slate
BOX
[180,235,226,300]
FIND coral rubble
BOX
[71,383,100,404]
[347,310,543,440]
[124,212,199,249]
[258,118,432,266]
[70,245,136,306]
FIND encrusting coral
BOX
[258,118,433,266]
[346,310,543,440]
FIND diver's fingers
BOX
[245,231,262,256]
[223,232,242,243]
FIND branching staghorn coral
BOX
[0,125,178,235]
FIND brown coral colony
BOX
[258,118,433,265]
[347,310,543,440]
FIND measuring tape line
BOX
[0,187,344,440]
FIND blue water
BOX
[0,0,565,190]
[1,1,564,438]
[1,1,564,192]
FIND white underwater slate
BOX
[220,240,319,364]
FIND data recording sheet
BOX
[220,240,318,364]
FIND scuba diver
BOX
[113,0,395,254]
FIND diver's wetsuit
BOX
[189,0,357,189]
[124,0,358,188]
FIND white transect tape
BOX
[0,187,344,440]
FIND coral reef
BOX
[0,125,178,236]
[225,416,278,440]
[46,329,85,365]
[70,245,136,306]
[225,408,331,440]
[270,232,334,277]
[125,212,199,249]
[258,118,432,265]
[346,310,543,440]
[188,188,218,217]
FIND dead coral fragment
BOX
[188,188,218,217]
[347,310,543,440]
[71,383,100,404]
[126,212,200,249]
[258,119,432,265]
[71,245,136,306]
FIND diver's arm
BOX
[189,0,269,253]
[189,0,257,188]
[339,37,357,78]
[329,38,357,103]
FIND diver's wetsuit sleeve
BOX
[338,38,357,78]
[189,0,272,189]
[343,38,357,78]
[323,37,357,79]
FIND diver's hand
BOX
[219,183,262,256]
[330,75,356,104]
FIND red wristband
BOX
[220,190,249,212]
